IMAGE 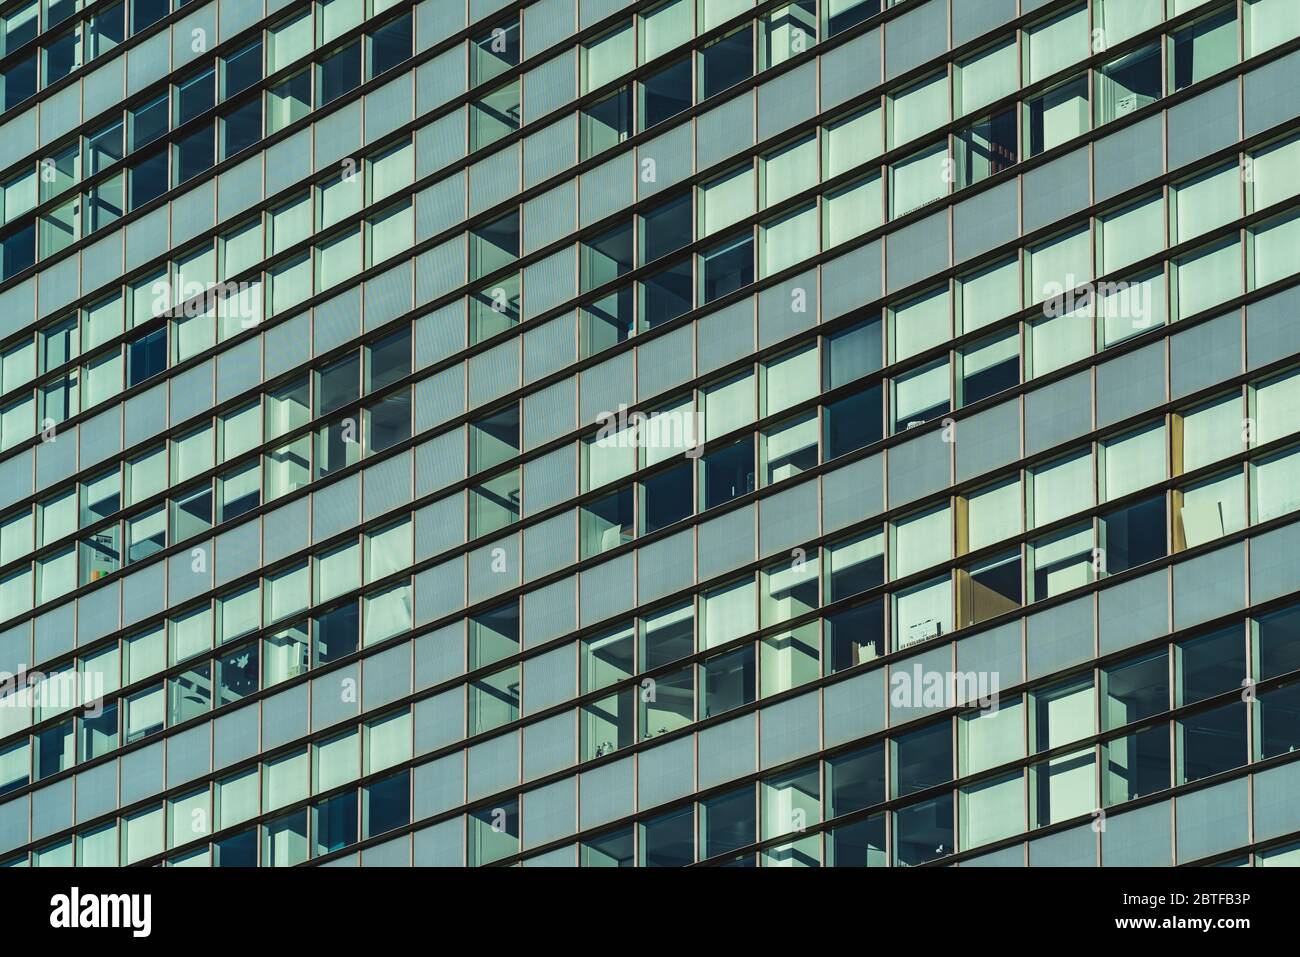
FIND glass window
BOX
[703,371,754,441]
[268,8,311,71]
[1177,624,1245,706]
[1254,367,1300,446]
[824,0,879,38]
[1026,4,1087,84]
[947,566,1007,638]
[699,166,754,238]
[218,401,260,464]
[318,172,361,233]
[1101,494,1167,573]
[641,0,692,60]
[966,477,1022,551]
[176,66,215,127]
[760,134,816,209]
[317,40,361,107]
[316,226,362,292]
[1028,300,1091,378]
[823,172,882,247]
[958,329,1018,406]
[894,575,952,649]
[1172,163,1240,245]
[217,641,258,705]
[1098,267,1166,348]
[760,412,817,486]
[889,72,948,149]
[1252,445,1300,523]
[124,684,164,742]
[171,425,213,484]
[1030,674,1094,752]
[759,1,815,70]
[891,287,949,363]
[580,87,632,160]
[1175,238,1241,321]
[892,505,951,579]
[639,54,692,130]
[364,711,411,774]
[821,389,874,460]
[217,586,260,646]
[701,644,755,718]
[893,720,952,797]
[892,358,949,433]
[1,168,36,224]
[218,468,256,535]
[954,108,1017,189]
[1096,0,1162,47]
[368,141,412,205]
[1175,469,1244,549]
[640,602,693,672]
[759,203,817,277]
[960,771,1026,851]
[889,143,947,219]
[0,3,37,53]
[761,764,820,842]
[1030,449,1093,527]
[761,553,819,628]
[1251,209,1300,290]
[957,258,1019,334]
[959,697,1024,777]
[698,26,752,100]
[1102,422,1166,501]
[1245,0,1300,54]
[640,193,693,269]
[126,444,166,505]
[1025,74,1089,157]
[1170,5,1238,92]
[266,375,310,441]
[956,39,1016,118]
[1178,701,1246,783]
[700,784,756,860]
[215,769,258,837]
[84,121,123,177]
[1179,393,1242,473]
[817,386,867,459]
[825,598,884,673]
[367,201,413,266]
[264,622,309,686]
[468,666,518,734]
[40,146,79,205]
[823,105,881,179]
[581,487,633,558]
[311,602,357,667]
[317,351,360,416]
[759,346,815,420]
[316,542,360,605]
[222,39,262,99]
[702,578,755,649]
[369,11,412,78]
[819,750,879,833]
[1095,42,1161,125]
[1027,523,1093,601]
[130,93,168,152]
[220,218,262,282]
[267,69,311,133]
[359,579,410,646]
[1028,224,1092,307]
[122,806,162,864]
[1100,193,1164,275]
[582,19,634,93]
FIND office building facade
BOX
[0,0,1298,867]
